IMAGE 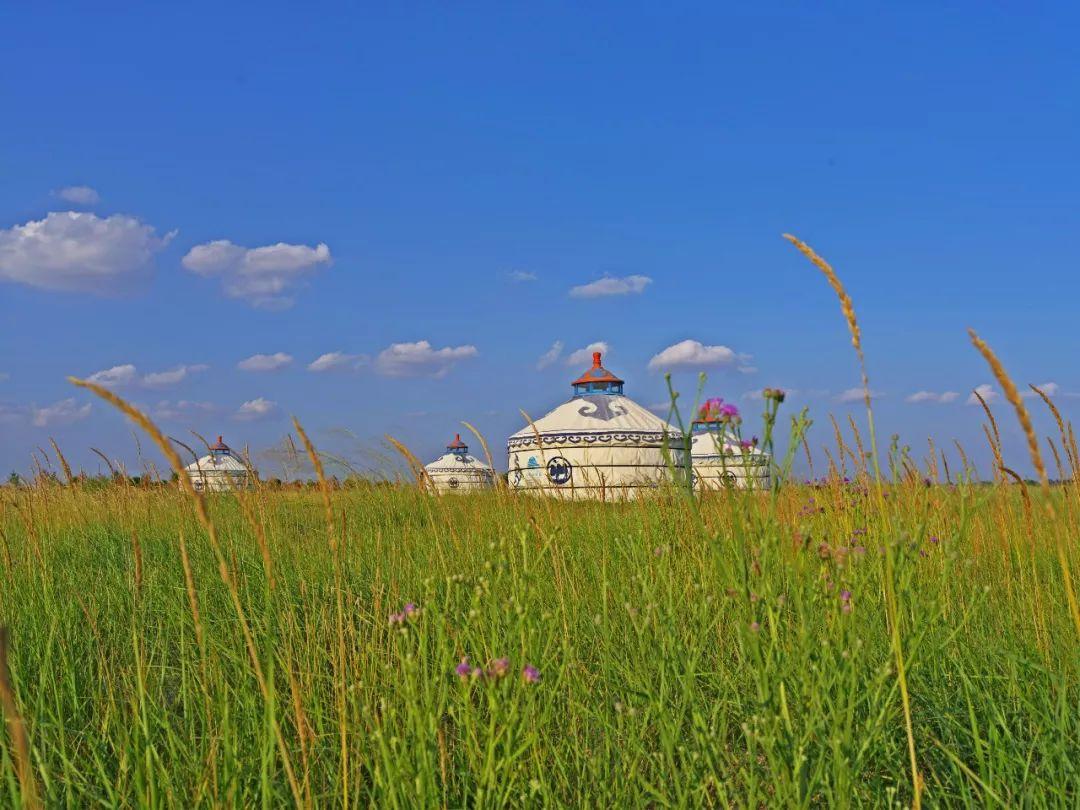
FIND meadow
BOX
[1,434,1079,806]
[1,238,1078,807]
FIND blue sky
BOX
[2,3,1078,479]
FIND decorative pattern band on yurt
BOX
[183,436,255,492]
[689,398,770,490]
[424,434,495,494]
[507,352,688,500]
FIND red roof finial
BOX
[571,352,624,387]
[448,433,467,449]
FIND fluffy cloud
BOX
[54,185,100,206]
[967,384,999,406]
[1020,382,1059,399]
[31,398,91,428]
[87,364,139,387]
[142,364,208,388]
[906,390,960,404]
[835,387,881,404]
[154,400,216,421]
[85,362,207,388]
[569,274,652,298]
[182,239,331,309]
[0,212,173,293]
[536,341,564,370]
[307,351,367,372]
[234,398,278,421]
[375,340,478,378]
[508,270,537,282]
[647,340,750,372]
[565,341,609,367]
[238,352,293,372]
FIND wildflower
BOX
[455,658,472,679]
[840,590,853,613]
[389,602,419,625]
[522,664,541,684]
[929,536,940,545]
[719,403,740,421]
[487,658,510,679]
[749,621,760,632]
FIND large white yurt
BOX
[690,399,771,491]
[507,352,688,500]
[184,436,254,492]
[423,434,495,494]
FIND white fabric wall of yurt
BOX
[423,434,495,494]
[183,436,254,492]
[507,352,688,500]
[689,399,770,490]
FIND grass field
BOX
[1,464,1079,806]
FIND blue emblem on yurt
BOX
[547,456,572,485]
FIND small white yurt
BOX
[423,434,495,494]
[184,436,254,492]
[690,399,770,491]
[507,352,688,500]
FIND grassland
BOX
[0,466,1078,807]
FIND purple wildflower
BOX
[522,664,541,684]
[840,590,851,602]
[487,658,510,679]
[750,621,760,632]
[455,658,472,679]
[389,602,419,625]
[929,536,940,545]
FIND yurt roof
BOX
[425,434,492,473]
[510,353,681,441]
[183,437,250,473]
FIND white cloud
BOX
[906,390,960,404]
[182,239,331,309]
[234,398,278,421]
[86,364,139,387]
[536,341,564,370]
[967,384,999,406]
[565,341,610,367]
[508,270,537,282]
[154,400,216,421]
[647,340,748,372]
[31,398,91,428]
[375,340,478,378]
[307,351,367,372]
[0,212,173,293]
[54,185,100,206]
[1021,382,1059,399]
[142,364,208,388]
[569,274,652,298]
[238,352,293,372]
[835,387,880,404]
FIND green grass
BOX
[0,475,1078,807]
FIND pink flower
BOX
[487,658,510,679]
[522,664,541,684]
[455,658,472,679]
